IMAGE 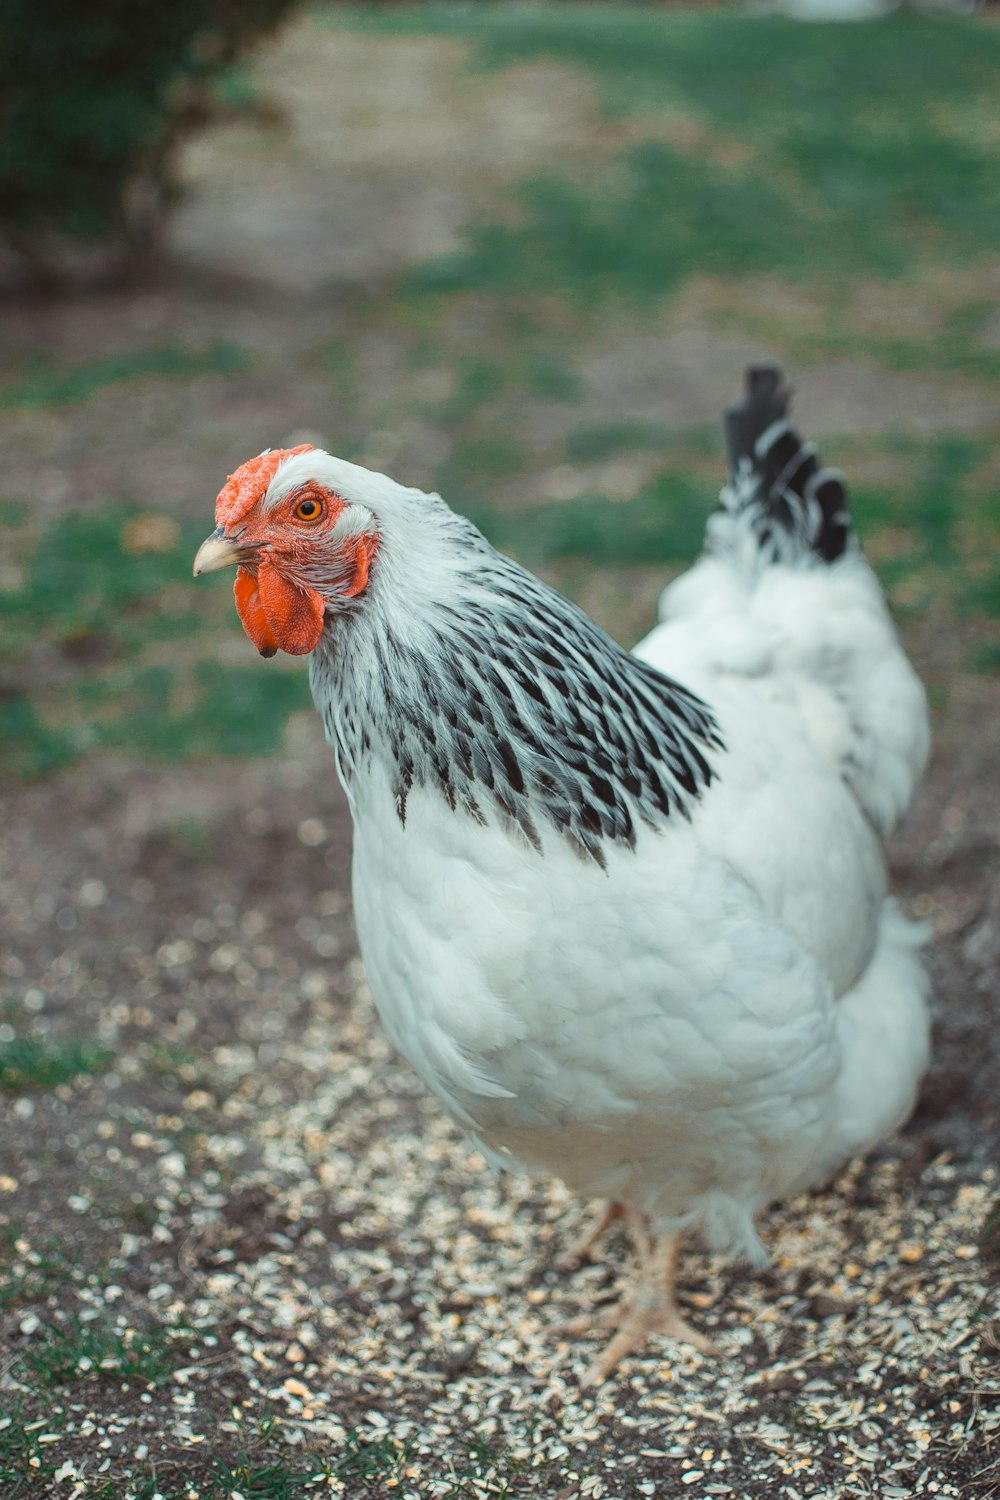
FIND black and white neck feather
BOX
[290,452,724,868]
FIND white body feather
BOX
[291,412,931,1261]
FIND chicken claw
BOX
[560,1224,720,1386]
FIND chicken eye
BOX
[294,495,323,522]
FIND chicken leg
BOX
[556,1199,627,1269]
[560,1211,719,1386]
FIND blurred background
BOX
[3,0,1000,776]
[1,3,999,1494]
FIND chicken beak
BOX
[193,528,243,576]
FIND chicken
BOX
[194,366,931,1385]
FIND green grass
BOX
[426,346,581,426]
[0,505,312,779]
[0,1411,405,1500]
[205,1459,327,1499]
[333,1429,410,1483]
[850,433,1000,622]
[465,461,710,569]
[21,1316,184,1389]
[0,507,205,660]
[0,342,249,411]
[0,1032,113,1093]
[0,1224,82,1310]
[82,659,312,761]
[407,140,854,305]
[564,418,676,464]
[697,285,1000,386]
[346,7,1000,287]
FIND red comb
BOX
[215,444,314,528]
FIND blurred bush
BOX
[0,0,299,285]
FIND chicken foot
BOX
[560,1214,719,1386]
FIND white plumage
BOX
[199,365,932,1381]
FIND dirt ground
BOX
[1,12,998,1499]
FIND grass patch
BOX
[436,430,531,502]
[407,141,829,306]
[0,505,313,778]
[0,1033,112,1093]
[419,343,581,428]
[333,1429,410,1483]
[205,1459,324,1499]
[0,695,80,780]
[0,507,207,663]
[21,1315,184,1389]
[81,659,312,761]
[564,418,673,464]
[205,1430,538,1500]
[351,8,1000,290]
[699,283,1000,387]
[468,460,709,570]
[0,1413,410,1500]
[0,341,249,412]
[4,655,312,780]
[0,1225,82,1310]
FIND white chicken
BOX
[194,366,931,1384]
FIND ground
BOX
[0,6,998,1498]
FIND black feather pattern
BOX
[721,364,853,566]
[314,548,724,866]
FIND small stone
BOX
[810,1293,855,1320]
[297,819,327,846]
[758,1371,801,1393]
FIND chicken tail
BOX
[646,364,930,836]
[718,364,853,570]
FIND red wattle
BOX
[234,566,280,658]
[257,557,326,656]
[233,562,325,657]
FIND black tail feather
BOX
[721,364,852,566]
[724,364,791,478]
